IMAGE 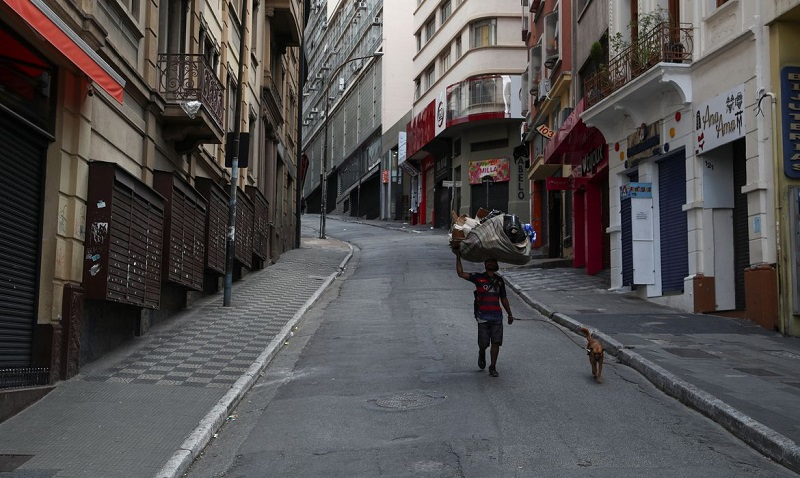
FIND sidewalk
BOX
[350,215,800,475]
[0,226,353,478]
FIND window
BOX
[716,0,730,6]
[471,19,497,48]
[440,49,451,72]
[425,17,436,42]
[414,78,421,100]
[118,0,141,22]
[424,65,436,90]
[440,0,452,24]
[416,32,422,51]
[455,36,462,58]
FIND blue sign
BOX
[782,66,800,178]
[620,182,653,199]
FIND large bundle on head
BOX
[449,210,531,265]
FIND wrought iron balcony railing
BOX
[585,23,693,108]
[157,54,224,127]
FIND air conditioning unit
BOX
[538,78,551,100]
[338,77,346,91]
[357,1,367,10]
[311,107,319,114]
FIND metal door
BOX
[658,152,688,293]
[0,114,46,367]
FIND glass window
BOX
[425,17,436,42]
[440,0,452,24]
[440,49,451,71]
[471,19,497,48]
[455,36,462,58]
[424,65,436,90]
[416,32,422,51]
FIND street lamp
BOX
[319,51,383,239]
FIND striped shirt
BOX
[467,272,506,321]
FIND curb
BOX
[155,243,354,478]
[505,278,800,475]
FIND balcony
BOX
[447,75,522,127]
[157,54,225,153]
[265,0,302,49]
[584,23,693,108]
[262,72,284,128]
[582,23,693,139]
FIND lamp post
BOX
[319,51,383,239]
[223,0,248,307]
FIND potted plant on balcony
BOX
[610,8,668,77]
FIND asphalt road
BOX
[185,219,794,477]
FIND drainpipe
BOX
[753,2,785,333]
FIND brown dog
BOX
[580,327,604,383]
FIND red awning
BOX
[2,0,125,103]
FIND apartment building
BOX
[0,0,302,387]
[523,0,800,335]
[403,0,528,228]
[301,0,384,221]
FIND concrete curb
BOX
[156,243,354,478]
[505,278,800,475]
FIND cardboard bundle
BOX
[449,209,531,265]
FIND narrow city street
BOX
[185,219,793,477]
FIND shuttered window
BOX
[84,162,164,309]
[153,171,207,290]
[234,189,254,268]
[247,186,269,263]
[194,178,228,275]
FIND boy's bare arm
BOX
[456,254,470,279]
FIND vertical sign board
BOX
[435,89,447,137]
[782,67,800,178]
[624,183,656,285]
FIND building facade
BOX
[523,0,800,335]
[0,0,302,387]
[403,0,528,229]
[301,0,384,220]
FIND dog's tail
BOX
[579,327,592,339]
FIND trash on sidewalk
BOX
[449,208,533,265]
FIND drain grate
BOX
[0,454,33,472]
[374,392,441,410]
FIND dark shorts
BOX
[478,320,503,348]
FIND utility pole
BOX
[223,0,248,307]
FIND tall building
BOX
[403,0,528,228]
[0,0,303,388]
[522,0,800,335]
[301,0,384,220]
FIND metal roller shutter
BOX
[732,141,749,310]
[621,196,633,286]
[0,115,46,367]
[658,153,688,293]
[470,181,509,217]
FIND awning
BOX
[543,98,607,167]
[2,0,125,103]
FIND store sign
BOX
[782,67,800,178]
[535,124,556,139]
[468,158,510,184]
[626,122,661,162]
[620,182,653,199]
[546,177,570,190]
[580,145,606,176]
[382,170,390,183]
[695,84,745,154]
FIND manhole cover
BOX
[663,348,718,359]
[375,392,440,410]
